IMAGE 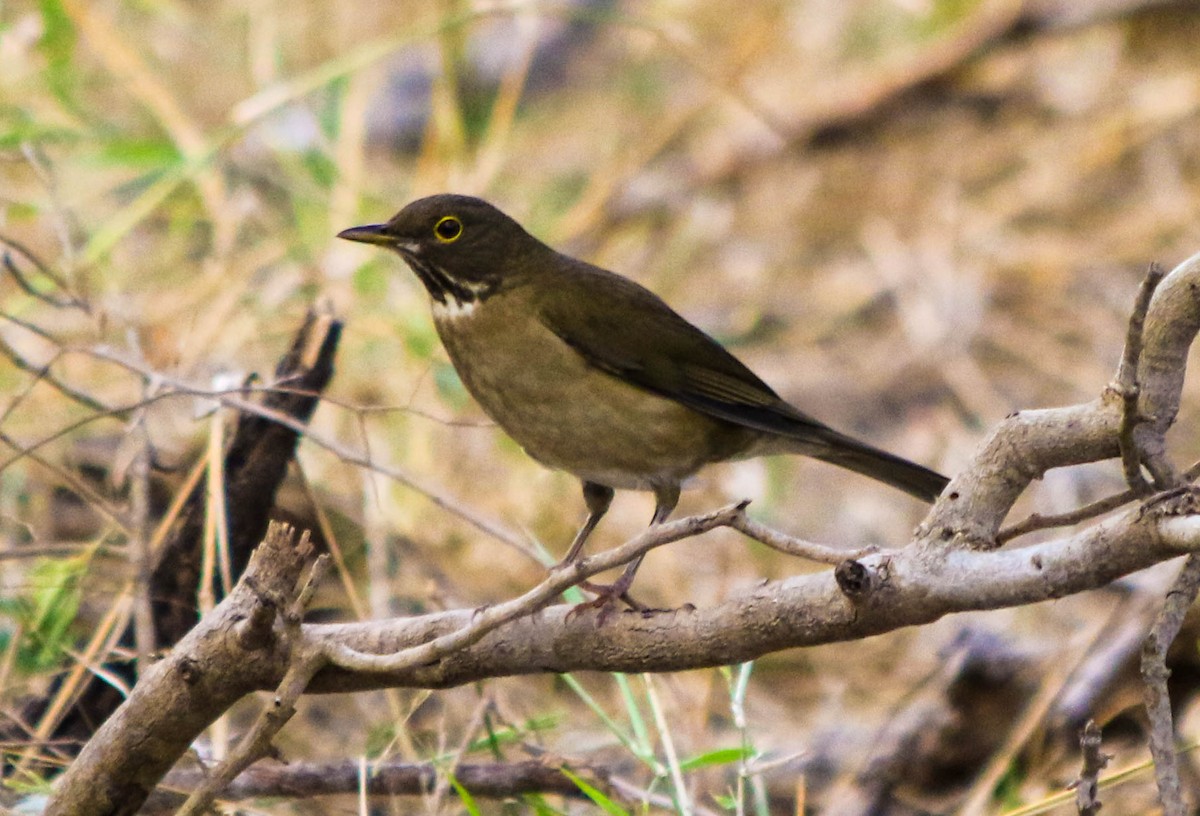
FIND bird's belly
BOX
[435,308,747,490]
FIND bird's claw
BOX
[567,579,645,626]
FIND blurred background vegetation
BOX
[3,0,1200,813]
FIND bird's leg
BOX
[575,484,680,618]
[559,481,614,566]
[605,484,679,601]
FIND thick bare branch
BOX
[304,503,1200,693]
[175,554,330,816]
[43,503,1200,815]
[923,251,1200,549]
[44,523,317,816]
[154,758,602,807]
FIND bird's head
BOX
[338,194,541,304]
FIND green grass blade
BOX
[678,747,753,772]
[561,767,629,816]
[446,771,483,816]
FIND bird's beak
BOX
[337,224,394,246]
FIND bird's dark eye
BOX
[434,215,463,243]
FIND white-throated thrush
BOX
[339,194,947,603]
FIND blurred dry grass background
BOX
[4,0,1200,813]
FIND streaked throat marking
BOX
[399,248,494,314]
[432,298,478,320]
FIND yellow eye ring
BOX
[433,215,463,243]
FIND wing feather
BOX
[533,257,830,439]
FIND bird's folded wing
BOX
[533,261,831,438]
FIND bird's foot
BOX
[569,578,644,625]
[574,579,635,604]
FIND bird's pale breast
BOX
[433,292,751,490]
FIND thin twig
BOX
[0,362,526,556]
[997,490,1136,544]
[1142,553,1200,816]
[79,344,531,552]
[0,430,129,533]
[0,308,79,346]
[608,774,723,816]
[957,613,1114,816]
[642,673,693,814]
[13,594,131,777]
[175,650,325,816]
[0,339,110,421]
[0,544,119,560]
[428,691,494,811]
[731,513,878,563]
[13,144,81,274]
[1072,720,1108,816]
[1114,263,1167,493]
[0,390,182,476]
[318,502,750,675]
[999,456,1200,544]
[0,232,88,310]
[129,407,156,669]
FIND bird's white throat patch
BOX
[432,297,478,320]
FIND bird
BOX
[338,194,948,606]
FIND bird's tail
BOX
[809,429,948,503]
